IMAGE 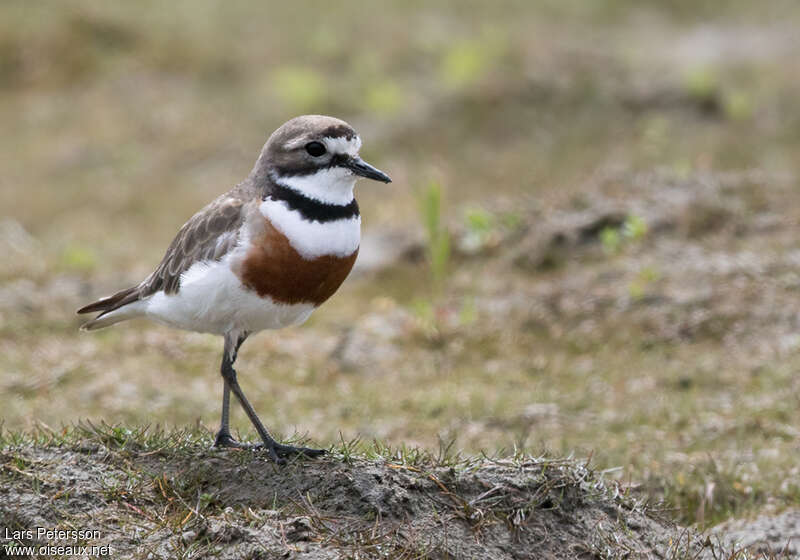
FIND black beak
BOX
[345,156,392,183]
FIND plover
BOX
[78,115,391,462]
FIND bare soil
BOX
[714,509,800,558]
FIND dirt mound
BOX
[0,427,715,559]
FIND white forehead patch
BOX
[323,135,361,156]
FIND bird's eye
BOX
[305,141,326,157]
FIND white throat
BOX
[273,167,357,206]
[259,198,361,259]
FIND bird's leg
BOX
[214,333,249,448]
[215,332,325,463]
[213,380,244,448]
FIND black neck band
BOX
[266,183,359,223]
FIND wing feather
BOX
[142,195,246,296]
[77,192,248,320]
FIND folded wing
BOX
[77,192,248,329]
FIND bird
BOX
[77,115,391,463]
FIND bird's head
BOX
[254,115,391,205]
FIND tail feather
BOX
[80,304,145,330]
[77,286,139,314]
[78,286,144,331]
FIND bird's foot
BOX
[213,431,256,449]
[214,431,325,463]
[260,441,326,464]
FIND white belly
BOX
[144,257,314,335]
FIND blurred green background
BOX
[2,0,800,528]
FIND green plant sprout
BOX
[601,214,648,255]
[418,181,451,295]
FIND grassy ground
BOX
[2,0,800,547]
[0,424,740,559]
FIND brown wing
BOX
[142,194,246,296]
[77,192,247,317]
